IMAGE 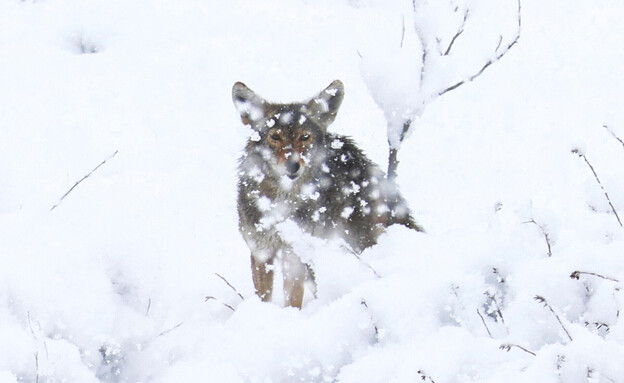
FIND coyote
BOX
[232,80,422,308]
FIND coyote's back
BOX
[233,80,422,308]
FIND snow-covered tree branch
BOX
[360,0,522,181]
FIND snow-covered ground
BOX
[1,0,624,381]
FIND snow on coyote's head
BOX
[232,80,344,184]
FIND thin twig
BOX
[417,370,436,383]
[494,35,504,52]
[477,308,493,338]
[387,119,412,181]
[400,15,406,48]
[523,219,553,257]
[27,312,40,383]
[444,9,469,56]
[344,246,380,278]
[137,321,186,350]
[572,148,623,227]
[157,322,184,337]
[499,343,536,356]
[27,311,37,339]
[145,298,152,317]
[570,270,620,283]
[205,296,235,312]
[584,321,611,334]
[484,290,507,328]
[489,269,509,333]
[50,150,119,211]
[361,300,379,337]
[492,267,506,283]
[34,351,39,383]
[215,273,245,301]
[413,23,428,85]
[534,296,573,342]
[556,354,566,372]
[439,0,522,96]
[494,299,507,327]
[604,124,624,151]
[587,368,616,383]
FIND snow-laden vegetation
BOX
[1,0,624,381]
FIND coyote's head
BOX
[232,80,344,181]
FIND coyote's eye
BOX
[270,133,282,141]
[300,133,311,142]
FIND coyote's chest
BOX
[256,173,328,227]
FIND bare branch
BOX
[344,245,381,278]
[26,311,37,339]
[205,296,235,312]
[570,270,620,283]
[32,351,39,383]
[604,124,624,152]
[523,218,553,257]
[387,119,413,180]
[584,321,611,334]
[388,1,521,180]
[534,295,573,342]
[361,300,379,337]
[413,23,429,85]
[138,321,186,350]
[492,267,506,283]
[27,312,40,383]
[587,368,617,383]
[494,35,504,52]
[444,9,469,56]
[439,0,522,97]
[499,343,536,356]
[400,15,406,48]
[157,322,184,337]
[556,354,566,372]
[477,308,493,338]
[439,78,465,96]
[417,370,437,383]
[484,290,507,328]
[215,273,245,301]
[572,148,623,227]
[50,150,119,211]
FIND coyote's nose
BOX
[285,160,300,177]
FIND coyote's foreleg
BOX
[251,254,274,302]
[282,250,306,309]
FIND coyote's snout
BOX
[233,80,422,308]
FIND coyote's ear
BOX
[232,82,268,128]
[306,80,344,128]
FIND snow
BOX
[1,0,624,382]
[330,139,344,149]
